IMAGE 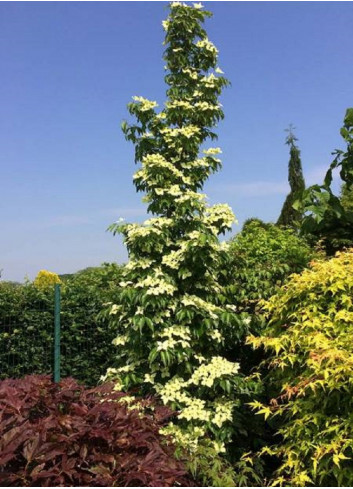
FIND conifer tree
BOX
[277,125,305,227]
[104,1,255,463]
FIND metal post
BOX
[54,284,61,382]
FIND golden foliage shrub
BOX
[33,270,61,289]
[249,250,353,486]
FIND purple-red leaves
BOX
[0,375,194,487]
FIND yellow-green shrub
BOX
[33,270,61,289]
[248,250,353,486]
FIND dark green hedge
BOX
[0,264,122,386]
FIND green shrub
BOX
[249,249,353,486]
[0,264,122,385]
[225,220,315,333]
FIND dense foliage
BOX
[249,250,353,486]
[104,3,258,484]
[226,219,315,319]
[0,375,193,487]
[296,108,353,254]
[0,264,122,385]
[340,182,353,212]
[277,127,305,228]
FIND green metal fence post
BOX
[54,284,61,382]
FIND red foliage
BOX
[0,375,194,487]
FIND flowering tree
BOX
[105,2,253,465]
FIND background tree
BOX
[277,125,305,228]
[295,108,353,254]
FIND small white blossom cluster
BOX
[201,73,218,88]
[101,365,130,386]
[156,356,239,408]
[179,398,210,422]
[181,158,209,170]
[160,125,201,140]
[210,329,223,342]
[156,325,192,351]
[175,189,206,205]
[157,376,190,404]
[162,248,184,269]
[154,358,238,432]
[203,147,222,155]
[181,68,199,80]
[144,373,156,384]
[189,356,239,388]
[110,304,122,315]
[124,223,162,242]
[160,424,206,453]
[161,325,191,341]
[196,38,218,55]
[157,336,190,351]
[155,184,183,197]
[181,294,221,320]
[132,96,158,112]
[170,2,186,8]
[220,241,230,252]
[144,216,173,228]
[162,20,170,31]
[166,100,193,110]
[137,154,184,180]
[194,101,221,112]
[112,335,128,346]
[205,203,236,230]
[125,258,154,271]
[136,275,176,296]
[213,401,234,428]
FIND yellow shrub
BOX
[248,250,353,486]
[34,270,61,289]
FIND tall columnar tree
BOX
[105,1,256,468]
[277,125,306,228]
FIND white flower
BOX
[203,147,222,155]
[132,96,158,111]
[112,335,128,346]
[109,304,121,315]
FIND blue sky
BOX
[1,1,352,282]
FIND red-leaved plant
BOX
[0,375,194,487]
